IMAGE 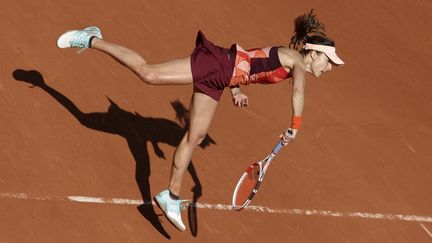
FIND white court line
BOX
[420,223,432,239]
[1,192,432,223]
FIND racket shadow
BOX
[12,69,212,238]
[187,162,201,237]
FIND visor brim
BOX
[326,52,344,65]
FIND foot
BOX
[154,189,186,232]
[56,26,102,49]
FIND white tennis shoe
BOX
[154,189,186,232]
[56,26,102,50]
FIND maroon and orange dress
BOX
[191,31,291,101]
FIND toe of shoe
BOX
[168,215,186,231]
[173,221,186,231]
[56,31,74,48]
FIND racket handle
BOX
[272,140,284,154]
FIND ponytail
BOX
[289,9,332,50]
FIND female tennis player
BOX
[57,9,343,231]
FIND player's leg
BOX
[154,92,218,231]
[92,38,193,85]
[57,26,193,85]
[168,92,219,195]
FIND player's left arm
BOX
[277,49,306,144]
[291,64,305,120]
[287,64,305,138]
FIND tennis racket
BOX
[232,138,286,211]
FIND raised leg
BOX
[91,38,193,85]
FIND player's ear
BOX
[310,50,318,60]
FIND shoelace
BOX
[70,31,92,53]
[168,199,190,215]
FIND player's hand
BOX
[280,128,298,145]
[232,92,248,107]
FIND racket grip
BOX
[272,140,284,154]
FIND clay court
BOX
[1,0,432,242]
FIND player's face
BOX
[311,52,332,78]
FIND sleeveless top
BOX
[228,44,291,87]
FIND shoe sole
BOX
[154,196,186,232]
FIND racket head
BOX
[232,162,262,211]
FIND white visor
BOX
[304,43,344,65]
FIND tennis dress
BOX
[191,31,291,101]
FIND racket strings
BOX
[233,163,262,209]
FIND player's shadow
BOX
[12,69,211,238]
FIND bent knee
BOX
[136,65,160,84]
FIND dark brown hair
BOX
[289,9,335,55]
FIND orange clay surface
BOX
[1,0,432,242]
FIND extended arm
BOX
[281,64,305,144]
[291,64,305,118]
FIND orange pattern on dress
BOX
[229,44,289,87]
